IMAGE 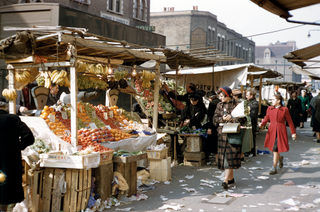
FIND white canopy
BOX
[291,65,320,80]
[163,63,282,92]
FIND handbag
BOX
[222,123,240,134]
[227,128,245,145]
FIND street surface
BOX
[107,122,320,212]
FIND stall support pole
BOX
[259,75,262,114]
[251,75,254,88]
[70,45,78,147]
[7,67,16,114]
[212,65,215,91]
[241,85,244,94]
[152,61,161,131]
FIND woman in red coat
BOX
[259,94,296,175]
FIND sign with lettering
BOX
[136,26,155,31]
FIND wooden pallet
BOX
[184,152,207,167]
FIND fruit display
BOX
[139,70,156,89]
[87,64,108,76]
[15,70,33,84]
[77,75,108,90]
[40,106,69,137]
[76,60,89,73]
[36,76,45,86]
[93,105,121,129]
[2,88,17,101]
[82,102,106,128]
[114,70,128,80]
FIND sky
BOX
[150,0,320,50]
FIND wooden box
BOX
[100,150,114,165]
[33,168,91,212]
[146,147,168,160]
[149,157,171,181]
[94,162,113,200]
[113,153,147,196]
[184,135,202,152]
[184,152,206,167]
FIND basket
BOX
[162,113,175,120]
[146,147,168,160]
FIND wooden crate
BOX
[146,147,168,160]
[94,162,113,200]
[113,153,147,196]
[35,168,92,212]
[149,157,171,181]
[100,150,114,165]
[184,152,207,167]
[180,135,202,152]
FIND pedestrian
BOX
[204,91,220,165]
[245,89,259,156]
[312,98,320,143]
[163,82,196,106]
[298,90,310,128]
[213,86,245,189]
[287,91,302,128]
[0,97,35,211]
[259,94,296,175]
[46,83,61,106]
[232,89,243,101]
[309,90,320,129]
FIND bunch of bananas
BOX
[140,70,156,89]
[87,64,107,75]
[15,70,33,84]
[36,76,45,86]
[76,60,89,73]
[44,76,51,88]
[2,88,17,101]
[51,70,70,87]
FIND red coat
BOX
[260,106,296,153]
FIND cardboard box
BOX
[149,157,171,181]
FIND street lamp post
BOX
[307,29,320,37]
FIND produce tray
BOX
[146,147,168,160]
[99,150,114,165]
[113,153,147,163]
[40,152,100,169]
[134,96,152,117]
[179,134,201,137]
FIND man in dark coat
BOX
[0,98,34,210]
[181,92,207,129]
[132,102,146,119]
[204,91,221,164]
[15,82,37,114]
[245,89,259,156]
[60,88,102,104]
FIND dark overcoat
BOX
[287,98,302,127]
[260,106,296,153]
[0,109,34,205]
[213,99,242,170]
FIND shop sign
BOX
[136,26,155,31]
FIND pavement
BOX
[105,121,320,212]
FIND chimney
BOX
[164,7,167,11]
[193,6,198,10]
[170,7,174,11]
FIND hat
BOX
[189,92,201,101]
[220,86,232,97]
[232,89,241,96]
[206,91,217,98]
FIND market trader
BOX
[60,88,102,104]
[163,82,197,106]
[46,82,62,106]
[0,97,34,211]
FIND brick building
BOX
[255,41,301,82]
[150,7,255,66]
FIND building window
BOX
[265,52,270,58]
[140,0,144,19]
[134,0,138,18]
[221,37,225,52]
[108,0,113,10]
[257,60,259,64]
[116,0,120,12]
[217,36,220,50]
[71,0,91,5]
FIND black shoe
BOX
[300,126,304,128]
[241,157,244,162]
[279,156,283,168]
[228,178,235,184]
[222,182,228,189]
[317,140,320,143]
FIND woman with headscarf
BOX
[298,90,310,128]
[259,94,296,175]
[213,86,245,189]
